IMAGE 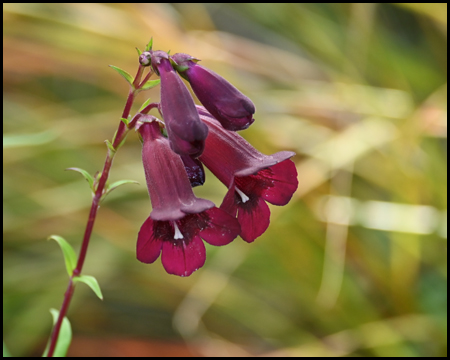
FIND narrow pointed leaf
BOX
[73,275,103,300]
[105,139,116,154]
[139,98,152,112]
[145,38,153,51]
[104,179,139,198]
[140,79,161,91]
[93,171,102,188]
[48,235,77,277]
[109,65,134,87]
[120,117,129,126]
[136,47,142,56]
[65,167,94,191]
[42,309,72,357]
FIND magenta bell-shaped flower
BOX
[197,108,298,242]
[137,120,240,276]
[151,51,208,157]
[171,53,255,132]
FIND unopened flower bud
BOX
[151,51,208,157]
[172,53,256,131]
[139,51,152,66]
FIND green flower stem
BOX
[46,64,153,357]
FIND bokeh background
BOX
[3,3,447,357]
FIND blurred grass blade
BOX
[48,235,77,277]
[73,275,103,300]
[42,309,72,357]
[3,130,58,148]
[3,342,11,357]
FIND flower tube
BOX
[151,51,208,157]
[197,108,298,242]
[137,120,240,276]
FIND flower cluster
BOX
[136,49,298,276]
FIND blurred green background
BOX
[3,3,447,357]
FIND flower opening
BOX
[197,108,298,242]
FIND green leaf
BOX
[139,98,152,112]
[145,37,153,51]
[136,47,142,56]
[3,342,11,357]
[48,235,77,277]
[73,275,103,300]
[42,309,72,357]
[103,179,139,198]
[109,65,134,87]
[120,117,129,126]
[66,167,94,191]
[140,79,161,91]
[92,171,102,192]
[105,139,116,154]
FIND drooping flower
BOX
[197,108,298,242]
[150,50,208,157]
[171,53,255,131]
[137,120,240,276]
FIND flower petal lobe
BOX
[137,217,163,263]
[161,235,206,276]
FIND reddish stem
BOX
[46,142,117,358]
[47,279,74,356]
[138,70,153,88]
[113,64,144,148]
[75,156,113,273]
[46,63,152,357]
[127,102,160,129]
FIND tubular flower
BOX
[137,120,240,276]
[197,108,298,242]
[171,53,255,131]
[150,50,208,157]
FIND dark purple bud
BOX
[151,51,208,157]
[172,53,256,131]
